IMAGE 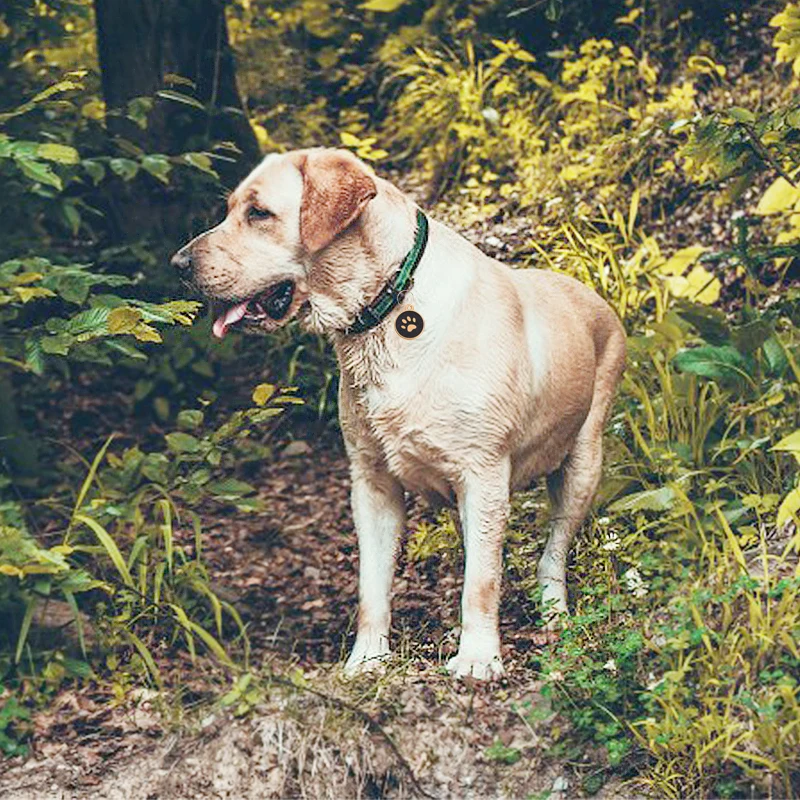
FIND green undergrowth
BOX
[0,381,301,755]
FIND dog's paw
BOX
[343,637,391,677]
[343,653,390,677]
[446,651,504,681]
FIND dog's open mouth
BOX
[212,280,295,339]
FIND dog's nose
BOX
[171,249,193,272]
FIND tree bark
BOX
[0,372,40,478]
[93,0,258,179]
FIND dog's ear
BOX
[298,149,377,253]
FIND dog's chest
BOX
[354,368,482,497]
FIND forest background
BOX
[2,0,800,797]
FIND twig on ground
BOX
[270,675,434,799]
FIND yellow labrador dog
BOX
[172,148,626,679]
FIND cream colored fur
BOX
[173,148,627,680]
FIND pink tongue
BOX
[212,301,248,339]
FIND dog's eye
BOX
[248,205,274,222]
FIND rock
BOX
[551,774,570,799]
[282,440,311,457]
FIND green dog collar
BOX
[343,208,429,336]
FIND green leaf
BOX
[141,452,169,483]
[15,599,37,664]
[141,154,172,184]
[359,0,407,10]
[40,333,73,355]
[156,498,174,574]
[732,319,773,354]
[107,307,143,335]
[206,478,256,499]
[177,409,204,431]
[24,337,45,374]
[15,286,55,302]
[83,160,106,185]
[672,345,752,384]
[165,432,201,454]
[153,396,170,422]
[37,143,80,165]
[126,630,162,686]
[104,339,147,361]
[674,301,731,345]
[178,615,233,666]
[191,360,215,378]
[73,513,133,587]
[109,158,139,181]
[608,485,677,513]
[64,306,111,339]
[234,497,264,513]
[545,0,563,21]
[0,79,81,123]
[17,158,62,190]
[764,336,789,376]
[156,90,205,110]
[61,203,81,235]
[727,107,756,124]
[48,274,91,304]
[126,96,153,129]
[63,590,86,657]
[62,657,94,679]
[181,152,217,176]
[70,435,115,526]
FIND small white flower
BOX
[623,567,649,598]
[603,659,618,674]
[646,672,663,691]
[601,530,621,551]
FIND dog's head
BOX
[171,148,377,337]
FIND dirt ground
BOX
[0,424,637,799]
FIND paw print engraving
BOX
[399,315,418,333]
[395,310,424,339]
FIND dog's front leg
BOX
[448,461,510,680]
[344,463,405,674]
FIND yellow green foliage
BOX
[634,528,800,799]
[378,31,708,222]
[771,3,800,77]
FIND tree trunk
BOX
[93,0,258,179]
[0,372,40,478]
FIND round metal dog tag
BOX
[395,309,424,339]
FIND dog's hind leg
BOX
[344,462,405,674]
[538,334,625,627]
[538,428,603,626]
[447,458,510,680]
